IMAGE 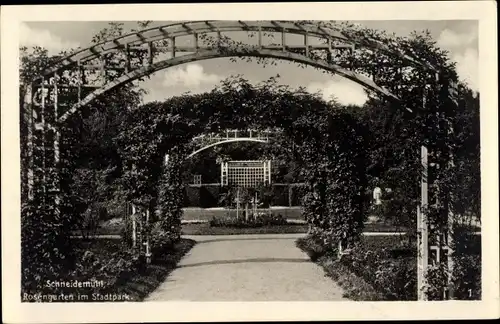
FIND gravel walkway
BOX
[145,233,347,301]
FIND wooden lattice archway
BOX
[22,20,454,300]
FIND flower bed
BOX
[22,238,196,302]
[297,231,481,301]
[340,243,417,300]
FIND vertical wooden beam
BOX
[304,31,309,57]
[171,37,176,58]
[145,208,151,263]
[147,41,154,66]
[446,78,457,300]
[350,44,355,70]
[125,43,131,73]
[53,73,61,217]
[131,204,137,248]
[281,28,286,51]
[77,60,82,103]
[194,33,199,51]
[326,37,333,63]
[40,77,47,200]
[267,160,271,184]
[418,81,429,300]
[418,144,429,301]
[217,31,222,49]
[236,188,240,220]
[220,162,224,186]
[100,57,106,86]
[254,192,258,219]
[447,181,455,299]
[258,26,262,49]
[221,162,228,186]
[263,160,267,185]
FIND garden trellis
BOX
[21,20,461,300]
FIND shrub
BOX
[299,231,418,300]
[451,254,481,300]
[321,258,381,301]
[121,215,134,247]
[70,246,143,291]
[339,245,417,300]
[149,221,175,256]
[296,235,330,261]
[21,238,145,302]
[424,261,449,300]
[200,184,220,208]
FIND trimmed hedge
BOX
[183,183,307,208]
[184,186,202,207]
[270,184,289,206]
[200,184,220,208]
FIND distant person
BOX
[373,186,382,206]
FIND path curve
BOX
[145,233,347,301]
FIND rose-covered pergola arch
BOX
[22,20,457,300]
[117,83,369,249]
[29,21,439,125]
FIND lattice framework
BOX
[221,160,272,187]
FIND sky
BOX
[20,20,478,106]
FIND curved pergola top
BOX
[42,20,436,76]
[187,137,268,158]
[58,48,400,123]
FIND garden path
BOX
[145,233,347,301]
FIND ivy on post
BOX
[157,148,184,242]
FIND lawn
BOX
[84,209,480,237]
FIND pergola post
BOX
[236,187,240,220]
[145,208,151,264]
[417,82,431,301]
[417,145,429,300]
[131,203,137,248]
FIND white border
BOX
[1,2,498,322]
